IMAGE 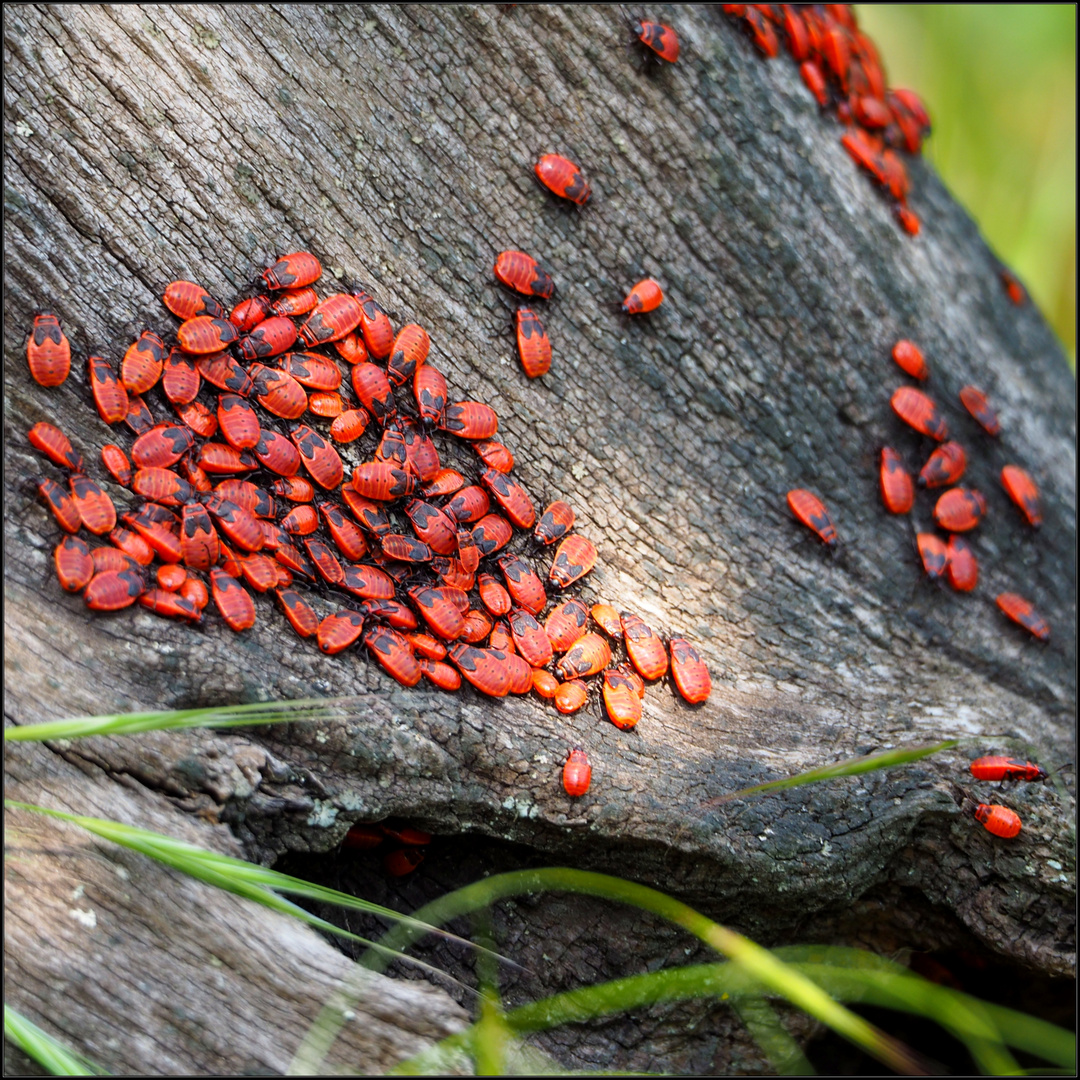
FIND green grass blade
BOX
[363,868,928,1075]
[4,1004,109,1076]
[704,741,960,805]
[731,995,816,1074]
[3,696,365,741]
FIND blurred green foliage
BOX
[856,5,1076,362]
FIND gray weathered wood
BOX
[5,4,1074,1073]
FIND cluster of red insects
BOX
[724,4,930,234]
[25,232,706,827]
[962,755,1067,839]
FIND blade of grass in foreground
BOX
[5,800,506,991]
[4,1004,109,1076]
[703,741,960,806]
[342,868,925,1075]
[3,696,365,741]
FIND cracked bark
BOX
[4,4,1075,1075]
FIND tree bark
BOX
[5,4,1074,1074]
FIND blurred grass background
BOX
[856,5,1076,364]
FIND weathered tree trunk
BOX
[5,5,1074,1074]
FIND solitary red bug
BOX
[387,323,430,386]
[591,603,622,638]
[210,567,256,631]
[88,355,130,425]
[408,585,466,640]
[669,637,711,703]
[448,643,512,697]
[445,485,491,523]
[404,500,457,556]
[317,610,366,655]
[555,679,588,714]
[959,386,1000,437]
[933,488,986,532]
[549,535,597,589]
[970,757,1049,784]
[230,294,272,332]
[481,468,535,528]
[54,536,94,593]
[28,422,83,472]
[290,425,344,490]
[163,280,225,321]
[1000,269,1027,306]
[507,609,554,668]
[123,394,156,436]
[248,365,307,420]
[360,598,418,631]
[891,340,928,380]
[281,504,319,536]
[534,154,591,205]
[996,593,1049,642]
[787,489,838,547]
[217,394,262,450]
[139,589,202,623]
[621,611,668,681]
[515,308,552,378]
[621,278,663,315]
[124,505,182,563]
[534,501,574,545]
[633,19,679,62]
[180,503,220,570]
[494,250,555,299]
[1000,466,1041,528]
[879,447,913,514]
[916,533,947,581]
[299,293,365,347]
[177,315,239,355]
[353,291,395,359]
[69,475,116,534]
[460,607,494,644]
[351,362,398,426]
[132,467,193,508]
[441,401,499,440]
[121,331,167,395]
[156,564,187,591]
[109,526,154,566]
[473,439,514,474]
[945,535,978,593]
[544,598,589,652]
[365,625,422,686]
[84,568,145,612]
[894,206,921,236]
[973,803,1021,839]
[351,461,416,501]
[413,365,449,428]
[237,315,298,361]
[262,251,322,291]
[532,668,558,699]
[562,748,592,797]
[27,314,72,387]
[131,424,195,470]
[891,387,948,441]
[603,668,642,730]
[418,657,462,692]
[555,632,612,680]
[918,442,967,489]
[498,553,547,615]
[269,286,319,318]
[196,351,253,396]
[334,331,368,364]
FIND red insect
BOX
[269,286,319,318]
[35,477,80,532]
[532,668,558,699]
[381,534,433,563]
[404,500,458,556]
[164,280,225,320]
[84,568,146,612]
[1000,269,1027,306]
[353,291,395,359]
[351,362,398,425]
[459,607,493,644]
[327,408,369,445]
[230,294,272,332]
[562,748,592,797]
[548,535,597,589]
[1000,465,1041,529]
[891,340,928,380]
[621,611,668,680]
[996,592,1049,642]
[387,323,430,387]
[603,668,642,730]
[555,679,588,714]
[177,315,239,354]
[445,485,491,524]
[409,585,466,640]
[945,535,978,593]
[933,488,986,533]
[508,609,554,668]
[969,757,1049,784]
[237,315,298,360]
[203,494,264,553]
[88,355,130,425]
[478,573,512,617]
[473,439,514,475]
[852,94,892,129]
[555,633,612,680]
[840,130,886,185]
[54,536,94,593]
[28,422,83,472]
[916,533,947,581]
[669,637,711,704]
[209,567,256,631]
[351,461,417,501]
[27,313,72,387]
[494,250,555,299]
[317,609,366,654]
[239,552,281,592]
[799,60,828,107]
[534,154,591,205]
[781,5,810,59]
[879,447,913,515]
[591,603,622,638]
[68,475,116,534]
[481,468,535,528]
[384,848,425,876]
[406,632,447,661]
[365,625,422,686]
[514,307,552,379]
[132,467,193,508]
[973,803,1022,839]
[309,392,344,418]
[123,505,182,563]
[91,546,140,574]
[918,442,967,490]
[418,658,462,692]
[498,553,547,615]
[959,386,1000,437]
[194,352,251,397]
[123,394,156,436]
[891,387,948,441]
[621,278,663,315]
[887,88,931,154]
[786,489,838,547]
[121,331,167,395]
[156,563,187,593]
[137,587,202,622]
[180,578,210,610]
[247,432,297,479]
[108,526,155,566]
[334,331,369,364]
[489,621,515,653]
[423,469,465,499]
[633,19,679,62]
[533,501,574,546]
[215,479,275,518]
[277,352,343,393]
[337,563,392,600]
[741,7,779,57]
[262,251,322,291]
[273,477,315,503]
[398,418,441,483]
[448,643,512,698]
[298,293,364,347]
[440,401,499,440]
[413,364,449,428]
[129,424,194,471]
[894,206,921,236]
[178,453,213,493]
[215,394,261,451]
[249,365,307,421]
[544,598,589,652]
[289,425,344,490]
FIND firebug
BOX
[27,313,72,387]
[534,154,591,205]
[996,593,1049,642]
[494,250,555,299]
